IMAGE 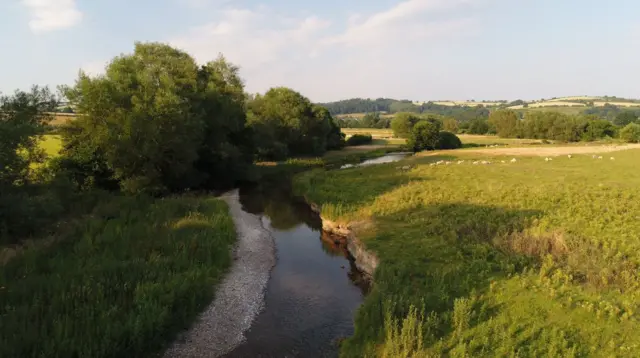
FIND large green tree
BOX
[0,87,56,189]
[488,109,519,138]
[390,112,422,138]
[248,87,341,159]
[614,110,639,127]
[61,42,251,194]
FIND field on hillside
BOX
[295,146,640,357]
[335,113,394,120]
[433,101,503,107]
[48,113,76,126]
[342,128,394,138]
[517,106,585,115]
[0,195,236,357]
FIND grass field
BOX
[342,128,394,138]
[336,113,395,120]
[40,135,62,157]
[48,113,77,126]
[294,147,640,357]
[0,195,236,358]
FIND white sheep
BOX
[473,161,479,165]
[402,165,411,170]
[510,158,517,163]
[567,154,572,159]
[610,157,615,160]
[598,156,603,159]
[501,160,506,164]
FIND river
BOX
[222,153,408,357]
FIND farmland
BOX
[294,144,640,357]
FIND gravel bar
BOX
[163,189,275,358]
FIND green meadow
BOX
[294,148,640,357]
[0,195,235,358]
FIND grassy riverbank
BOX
[0,195,235,358]
[294,148,640,356]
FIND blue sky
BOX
[1,0,639,102]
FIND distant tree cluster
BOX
[337,112,392,129]
[489,110,622,142]
[583,104,640,122]
[321,98,491,124]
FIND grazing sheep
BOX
[501,160,506,164]
[457,160,464,165]
[510,158,517,163]
[610,157,615,160]
[429,163,435,166]
[481,160,490,165]
[402,165,410,170]
[567,154,572,159]
[473,161,479,165]
[598,156,603,159]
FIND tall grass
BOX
[0,195,235,358]
[294,149,640,356]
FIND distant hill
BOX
[319,96,640,118]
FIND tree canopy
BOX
[61,42,252,194]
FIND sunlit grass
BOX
[39,134,62,157]
[294,149,640,357]
[0,195,235,358]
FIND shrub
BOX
[620,123,640,143]
[346,134,373,146]
[436,131,462,150]
[407,120,441,152]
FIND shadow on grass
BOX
[341,202,543,357]
[294,165,431,216]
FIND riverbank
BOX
[0,195,236,358]
[164,190,275,357]
[294,148,640,356]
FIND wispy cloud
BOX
[169,8,329,70]
[325,0,478,47]
[22,0,83,33]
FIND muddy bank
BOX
[164,190,275,358]
[308,202,379,279]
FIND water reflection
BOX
[226,182,366,357]
[339,152,410,169]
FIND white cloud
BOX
[80,60,108,77]
[22,0,82,33]
[169,8,329,71]
[179,0,233,9]
[169,0,483,100]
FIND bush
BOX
[407,120,441,152]
[436,131,462,149]
[620,123,640,143]
[346,134,373,146]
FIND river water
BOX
[223,154,407,358]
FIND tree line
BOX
[1,42,347,243]
[488,110,640,142]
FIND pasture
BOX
[294,146,640,357]
[0,195,236,358]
